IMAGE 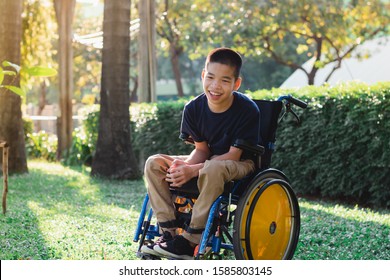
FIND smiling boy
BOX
[141,47,260,259]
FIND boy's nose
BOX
[211,80,222,89]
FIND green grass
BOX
[0,160,145,260]
[296,201,390,259]
[0,160,389,260]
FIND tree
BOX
[229,0,389,85]
[0,0,28,174]
[156,0,188,97]
[138,0,157,102]
[54,0,76,159]
[91,0,140,179]
[153,0,297,92]
[167,0,388,87]
[73,5,103,105]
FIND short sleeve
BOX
[180,103,204,143]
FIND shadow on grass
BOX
[0,208,52,260]
[0,172,54,260]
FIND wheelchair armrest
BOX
[233,139,265,155]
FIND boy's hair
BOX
[205,47,243,80]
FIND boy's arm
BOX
[210,146,242,162]
[185,141,210,164]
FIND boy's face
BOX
[202,62,242,113]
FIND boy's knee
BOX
[145,154,159,165]
[144,154,165,172]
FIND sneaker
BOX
[140,231,174,257]
[154,235,195,260]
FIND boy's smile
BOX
[202,62,241,113]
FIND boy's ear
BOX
[201,69,205,80]
[234,77,242,90]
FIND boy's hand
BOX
[166,159,194,187]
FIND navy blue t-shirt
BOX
[180,91,260,157]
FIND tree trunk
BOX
[170,44,184,97]
[307,69,316,85]
[54,0,75,159]
[91,0,140,179]
[130,76,138,103]
[0,0,28,174]
[138,0,156,102]
[36,81,47,131]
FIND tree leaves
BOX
[23,66,57,77]
[184,0,389,85]
[3,85,25,96]
[0,60,57,96]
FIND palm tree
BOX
[0,0,28,174]
[91,0,139,179]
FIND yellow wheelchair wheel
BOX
[233,170,300,260]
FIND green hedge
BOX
[72,82,389,208]
[130,100,193,166]
[249,82,390,208]
[23,118,58,162]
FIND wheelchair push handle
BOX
[277,94,308,125]
[278,94,308,109]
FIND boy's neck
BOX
[207,92,235,113]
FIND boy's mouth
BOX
[209,91,222,96]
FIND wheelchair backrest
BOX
[253,100,283,169]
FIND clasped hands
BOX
[166,159,196,187]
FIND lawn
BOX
[1,160,389,260]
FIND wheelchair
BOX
[133,94,308,260]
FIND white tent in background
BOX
[280,36,390,88]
